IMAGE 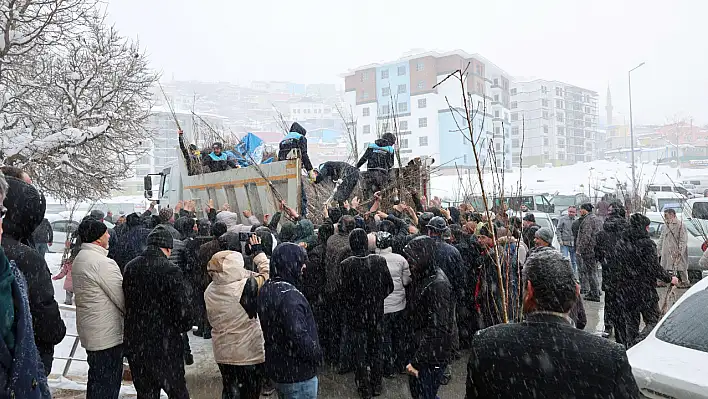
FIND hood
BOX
[290,122,307,136]
[317,223,334,245]
[126,213,143,228]
[295,219,317,248]
[279,221,296,242]
[271,243,306,285]
[207,250,249,285]
[349,228,369,256]
[603,214,629,233]
[404,235,437,278]
[626,225,650,241]
[197,218,211,236]
[174,216,196,240]
[254,227,276,257]
[2,177,46,241]
[374,138,391,147]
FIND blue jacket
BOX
[208,151,228,161]
[257,243,321,383]
[0,265,51,399]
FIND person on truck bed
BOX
[312,161,360,207]
[356,132,396,201]
[204,142,234,172]
[278,122,314,217]
[178,129,204,175]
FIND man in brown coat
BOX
[576,203,603,301]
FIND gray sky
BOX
[107,0,708,125]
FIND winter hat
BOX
[2,176,46,242]
[349,228,369,255]
[523,213,536,223]
[77,218,107,244]
[89,209,105,221]
[535,227,554,244]
[609,201,626,218]
[159,207,174,224]
[381,132,396,145]
[147,225,174,249]
[580,203,593,212]
[629,213,650,229]
[271,243,307,285]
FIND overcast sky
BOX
[106,0,707,125]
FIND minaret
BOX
[605,84,613,126]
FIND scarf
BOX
[0,247,16,351]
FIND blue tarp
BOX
[231,132,273,166]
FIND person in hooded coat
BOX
[1,176,66,376]
[403,236,455,399]
[205,236,270,399]
[302,223,333,348]
[123,226,193,399]
[340,229,394,398]
[610,213,677,347]
[112,212,151,272]
[324,215,356,369]
[174,216,200,363]
[0,174,52,399]
[257,243,321,399]
[312,161,360,207]
[356,132,396,200]
[294,219,317,250]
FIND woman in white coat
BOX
[205,235,270,399]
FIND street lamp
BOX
[628,61,645,196]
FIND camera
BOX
[238,232,255,242]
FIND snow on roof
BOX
[431,160,681,202]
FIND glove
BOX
[308,170,317,183]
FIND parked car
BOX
[49,218,115,253]
[518,211,560,250]
[628,276,708,399]
[647,212,708,280]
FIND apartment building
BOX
[343,50,513,173]
[510,80,599,166]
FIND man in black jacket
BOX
[341,229,394,398]
[123,226,193,399]
[312,161,360,207]
[1,176,66,376]
[356,133,396,200]
[403,236,455,399]
[279,122,313,217]
[465,250,640,399]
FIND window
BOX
[511,101,517,109]
[416,62,424,71]
[419,136,428,146]
[557,138,565,146]
[400,120,408,131]
[398,102,408,112]
[496,143,501,151]
[381,69,389,79]
[542,99,549,107]
[494,110,500,117]
[398,84,407,94]
[363,107,370,117]
[512,127,519,135]
[543,138,549,146]
[494,78,499,85]
[363,125,371,134]
[363,91,369,99]
[557,126,565,135]
[397,66,406,76]
[418,117,427,128]
[417,81,425,89]
[556,112,564,122]
[511,88,517,95]
[475,64,480,74]
[418,98,427,108]
[543,125,549,134]
[511,113,518,121]
[399,138,409,149]
[512,139,519,147]
[380,105,389,115]
[541,85,548,94]
[556,99,564,109]
[556,87,563,96]
[494,94,499,102]
[494,127,500,135]
[558,153,565,160]
[382,87,390,97]
[360,71,369,82]
[542,110,549,119]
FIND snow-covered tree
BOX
[0,2,158,201]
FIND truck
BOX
[143,149,432,224]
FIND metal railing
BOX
[54,304,85,378]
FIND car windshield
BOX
[685,219,708,238]
[655,289,708,353]
[551,195,576,208]
[533,215,551,230]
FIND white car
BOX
[49,218,115,253]
[628,277,708,398]
[517,211,561,250]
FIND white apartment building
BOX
[343,50,513,174]
[510,80,599,166]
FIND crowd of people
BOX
[0,138,690,399]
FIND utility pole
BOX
[628,62,645,198]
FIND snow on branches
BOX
[0,2,158,201]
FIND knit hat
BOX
[159,207,174,224]
[580,203,593,212]
[535,227,554,244]
[147,225,174,249]
[77,218,107,244]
